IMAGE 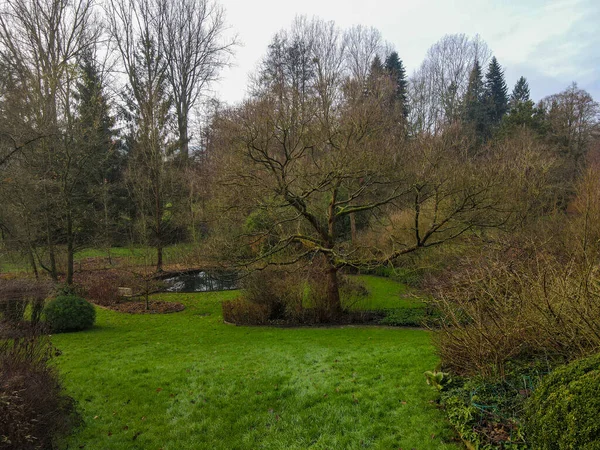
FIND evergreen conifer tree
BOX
[384,51,409,118]
[369,55,385,78]
[510,76,530,109]
[484,56,508,125]
[463,60,487,140]
[73,50,124,253]
[75,51,116,156]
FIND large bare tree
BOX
[158,0,236,161]
[212,20,523,316]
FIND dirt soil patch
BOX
[110,301,185,314]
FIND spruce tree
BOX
[510,76,530,109]
[463,60,487,140]
[366,55,385,98]
[369,55,385,78]
[73,51,123,258]
[384,51,409,118]
[75,51,115,155]
[484,56,508,125]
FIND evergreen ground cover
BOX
[52,278,459,449]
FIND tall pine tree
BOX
[74,51,128,253]
[75,51,116,160]
[510,76,530,109]
[484,56,508,125]
[463,60,487,140]
[384,51,409,118]
[500,77,547,137]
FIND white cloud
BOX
[213,0,600,103]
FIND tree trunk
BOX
[178,111,189,162]
[66,212,74,285]
[350,212,357,243]
[28,245,39,280]
[326,265,342,317]
[156,245,163,272]
[45,208,58,281]
[155,179,163,272]
[48,240,58,282]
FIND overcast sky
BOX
[212,0,599,105]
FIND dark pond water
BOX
[161,270,238,293]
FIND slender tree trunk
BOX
[28,245,39,280]
[46,224,58,281]
[48,245,57,281]
[154,165,164,272]
[104,179,112,265]
[43,183,58,281]
[178,110,189,162]
[66,211,74,285]
[156,245,163,272]
[155,197,163,272]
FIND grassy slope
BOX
[53,283,458,449]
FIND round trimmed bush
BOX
[524,353,600,449]
[43,295,96,332]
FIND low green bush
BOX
[43,295,96,333]
[524,353,600,450]
[379,306,441,327]
[361,266,423,287]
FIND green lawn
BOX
[344,275,425,310]
[0,244,200,274]
[52,282,458,449]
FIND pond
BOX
[161,270,238,293]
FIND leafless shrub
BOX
[432,167,600,378]
[0,330,79,449]
[0,279,53,325]
[222,297,270,325]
